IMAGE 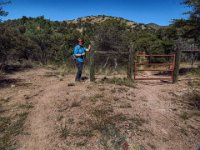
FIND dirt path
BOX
[0,68,199,150]
[133,81,189,149]
[19,79,67,149]
[14,68,75,150]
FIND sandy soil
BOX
[0,67,199,150]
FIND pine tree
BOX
[0,0,10,20]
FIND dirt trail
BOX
[134,81,186,149]
[1,68,199,150]
[19,80,67,149]
[15,69,76,150]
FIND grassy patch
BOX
[58,105,69,112]
[57,101,146,149]
[85,106,130,149]
[99,87,106,91]
[179,112,190,120]
[113,97,120,101]
[185,67,200,77]
[0,103,8,113]
[179,111,200,121]
[186,92,200,110]
[89,94,104,103]
[180,127,188,136]
[183,80,200,110]
[117,87,129,92]
[43,71,60,77]
[60,126,70,139]
[73,129,93,138]
[119,103,132,108]
[191,111,200,117]
[0,117,13,150]
[57,115,64,122]
[71,101,81,108]
[129,115,147,127]
[147,143,156,150]
[68,118,74,124]
[18,103,34,110]
[0,100,32,150]
[68,83,75,86]
[111,88,117,93]
[0,112,29,150]
[76,139,88,147]
[10,112,29,135]
[78,121,85,126]
[95,94,104,99]
[0,97,10,103]
[101,77,135,88]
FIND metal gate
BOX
[134,54,176,80]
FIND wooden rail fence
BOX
[89,43,181,83]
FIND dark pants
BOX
[75,61,84,81]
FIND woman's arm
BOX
[75,54,83,57]
[85,44,91,52]
[74,46,84,57]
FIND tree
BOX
[183,0,200,21]
[93,19,134,68]
[134,32,171,63]
[94,19,133,52]
[0,0,10,21]
[174,0,200,46]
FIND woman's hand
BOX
[88,44,91,50]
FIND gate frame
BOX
[134,54,176,81]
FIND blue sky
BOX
[2,0,190,25]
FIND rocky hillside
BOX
[64,15,163,30]
[146,23,165,30]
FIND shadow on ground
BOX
[0,78,22,89]
[0,64,32,74]
[179,67,200,75]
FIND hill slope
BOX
[64,15,161,30]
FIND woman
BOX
[73,38,91,81]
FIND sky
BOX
[2,0,190,26]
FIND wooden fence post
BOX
[127,44,134,80]
[90,42,95,82]
[173,40,181,83]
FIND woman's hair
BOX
[78,38,84,43]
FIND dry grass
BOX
[59,126,70,139]
[75,139,88,147]
[83,105,146,149]
[174,75,200,138]
[179,112,190,120]
[0,101,33,150]
[89,93,104,103]
[86,106,127,149]
[184,79,200,110]
[18,103,34,109]
[119,102,132,108]
[96,66,127,76]
[71,101,81,108]
[101,77,135,88]
[72,129,94,138]
[57,102,143,149]
[68,83,75,86]
[56,79,147,149]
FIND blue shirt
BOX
[73,45,87,63]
